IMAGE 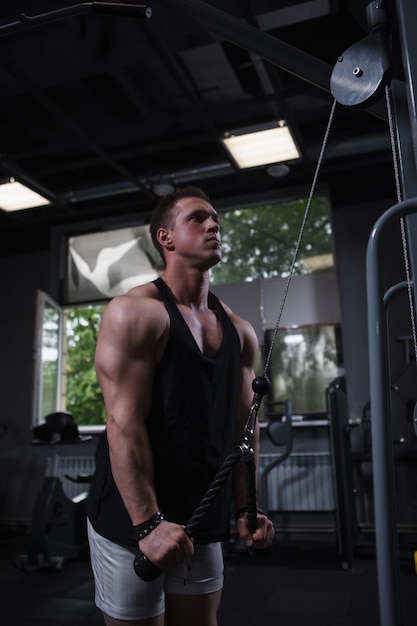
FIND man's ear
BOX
[157,228,174,250]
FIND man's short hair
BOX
[150,186,210,262]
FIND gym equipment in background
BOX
[17,412,93,571]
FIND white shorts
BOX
[87,519,224,621]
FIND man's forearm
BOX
[107,418,158,526]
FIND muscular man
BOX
[86,186,275,626]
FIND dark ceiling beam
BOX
[0,2,151,38]
[256,0,336,31]
[164,0,388,121]
[165,0,333,91]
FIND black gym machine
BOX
[17,412,93,571]
[162,4,417,625]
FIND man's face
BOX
[167,196,222,269]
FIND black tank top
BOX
[87,277,241,547]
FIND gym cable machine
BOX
[160,2,417,623]
[2,1,417,624]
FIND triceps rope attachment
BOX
[185,375,270,537]
[134,377,272,580]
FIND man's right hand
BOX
[138,520,194,571]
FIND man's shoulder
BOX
[125,280,161,300]
[113,280,161,303]
[103,281,166,324]
[95,281,169,368]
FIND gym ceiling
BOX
[0,1,400,256]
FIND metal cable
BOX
[263,98,337,373]
[385,84,417,375]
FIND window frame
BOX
[32,290,64,427]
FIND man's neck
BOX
[161,267,211,309]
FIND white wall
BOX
[212,271,341,342]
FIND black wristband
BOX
[133,511,165,542]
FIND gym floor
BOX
[1,529,417,626]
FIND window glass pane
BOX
[41,301,61,416]
[65,304,106,426]
[33,292,63,424]
[210,196,333,285]
[65,224,162,304]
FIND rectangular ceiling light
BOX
[0,179,50,212]
[221,121,300,169]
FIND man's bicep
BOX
[96,332,154,427]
